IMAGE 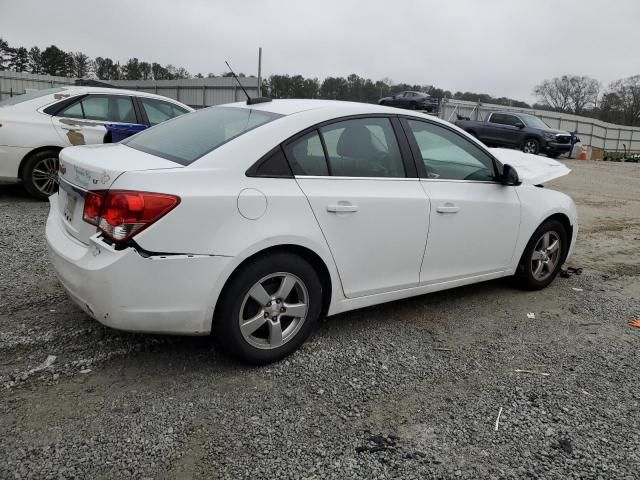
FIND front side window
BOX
[126,106,282,166]
[58,95,136,123]
[319,118,405,177]
[140,97,189,126]
[405,119,495,181]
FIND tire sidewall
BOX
[215,253,323,364]
[517,219,567,290]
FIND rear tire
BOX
[515,219,567,290]
[214,252,323,364]
[22,150,60,201]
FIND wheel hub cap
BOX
[239,273,309,350]
[531,231,561,281]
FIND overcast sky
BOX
[2,0,639,102]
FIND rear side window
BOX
[319,118,405,177]
[140,97,188,126]
[58,95,136,123]
[489,113,519,126]
[125,106,283,165]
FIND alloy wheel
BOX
[31,156,59,196]
[523,140,538,154]
[531,231,561,281]
[238,272,309,350]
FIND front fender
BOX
[509,186,578,272]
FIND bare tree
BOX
[533,76,575,112]
[606,75,640,126]
[569,75,600,114]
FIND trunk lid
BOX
[489,148,571,185]
[57,143,181,244]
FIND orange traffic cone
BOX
[578,147,587,160]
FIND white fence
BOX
[0,71,75,99]
[438,99,640,153]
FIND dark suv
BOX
[455,111,575,158]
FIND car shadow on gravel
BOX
[0,183,38,202]
[96,276,522,371]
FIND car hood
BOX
[489,148,571,185]
[543,128,571,136]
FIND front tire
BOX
[22,150,60,201]
[515,219,567,290]
[522,138,540,155]
[214,252,323,364]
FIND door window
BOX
[405,119,495,181]
[319,118,405,177]
[489,113,520,126]
[140,97,189,126]
[58,95,136,123]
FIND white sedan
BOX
[45,99,577,364]
[0,86,192,199]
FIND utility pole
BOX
[257,47,262,97]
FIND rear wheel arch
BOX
[18,146,63,180]
[214,244,333,323]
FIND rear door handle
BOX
[327,203,359,213]
[436,204,459,214]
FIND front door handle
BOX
[327,203,359,213]
[436,204,459,214]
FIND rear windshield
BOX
[125,106,283,165]
[0,87,66,107]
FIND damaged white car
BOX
[0,86,192,199]
[45,99,577,364]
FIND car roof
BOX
[59,86,191,107]
[222,98,439,117]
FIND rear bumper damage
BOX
[46,195,231,335]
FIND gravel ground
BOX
[1,160,639,479]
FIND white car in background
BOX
[45,99,577,364]
[0,86,192,199]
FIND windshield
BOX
[0,87,66,107]
[519,113,550,129]
[125,106,283,165]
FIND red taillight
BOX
[82,190,180,243]
[83,190,106,226]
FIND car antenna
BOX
[225,61,271,105]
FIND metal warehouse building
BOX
[0,71,259,108]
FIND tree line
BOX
[2,37,638,126]
[0,37,199,80]
[533,74,640,127]
[262,74,531,108]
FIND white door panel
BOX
[419,181,520,284]
[297,177,430,298]
[51,116,107,146]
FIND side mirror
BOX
[515,121,525,129]
[501,164,521,186]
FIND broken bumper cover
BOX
[46,198,231,335]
